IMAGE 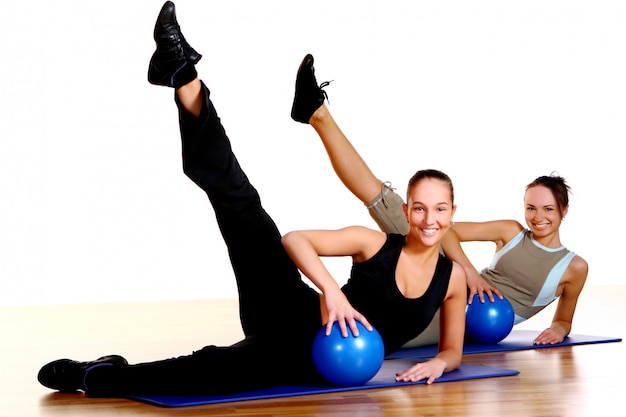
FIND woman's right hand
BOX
[466,269,503,304]
[323,288,372,337]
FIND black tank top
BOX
[342,233,452,354]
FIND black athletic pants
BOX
[85,82,325,396]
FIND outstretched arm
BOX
[440,227,502,303]
[441,220,523,303]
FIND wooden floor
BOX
[2,286,624,417]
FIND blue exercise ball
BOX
[465,294,515,343]
[312,321,384,386]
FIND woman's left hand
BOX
[533,325,567,345]
[395,357,446,384]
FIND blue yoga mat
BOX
[387,330,622,360]
[129,361,519,407]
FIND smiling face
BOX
[404,177,456,247]
[524,185,568,241]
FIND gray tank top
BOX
[480,229,576,323]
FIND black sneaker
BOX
[291,54,332,124]
[37,355,128,392]
[148,1,202,88]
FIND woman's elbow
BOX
[281,231,294,247]
[281,230,304,250]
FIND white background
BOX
[1,0,624,306]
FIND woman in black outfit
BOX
[37,1,466,397]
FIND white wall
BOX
[1,0,624,306]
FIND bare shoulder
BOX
[557,255,589,300]
[448,261,468,293]
[568,255,589,282]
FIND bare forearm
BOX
[441,229,475,272]
[436,349,461,373]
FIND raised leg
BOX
[291,55,409,234]
[309,104,383,204]
[36,3,325,397]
